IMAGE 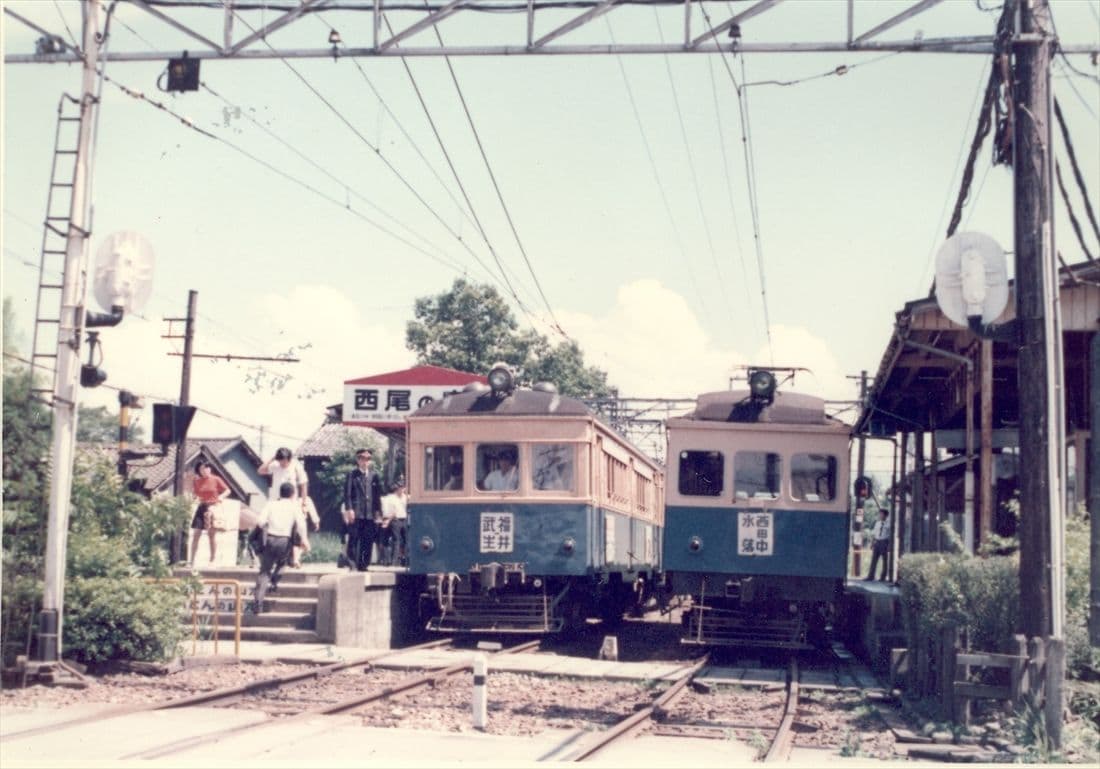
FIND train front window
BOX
[425,445,464,491]
[532,443,574,492]
[477,443,520,492]
[734,451,781,500]
[679,451,723,496]
[791,453,837,501]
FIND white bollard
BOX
[472,653,488,729]
[598,635,619,661]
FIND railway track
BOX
[119,638,541,760]
[0,638,453,743]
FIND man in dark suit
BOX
[342,448,383,571]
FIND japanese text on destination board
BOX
[739,511,773,556]
[480,512,514,553]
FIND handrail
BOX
[147,577,242,658]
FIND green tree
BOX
[405,279,612,398]
[76,404,145,443]
[406,278,523,374]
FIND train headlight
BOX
[561,536,576,555]
[689,536,703,553]
[488,363,515,398]
[749,369,777,404]
[418,536,435,553]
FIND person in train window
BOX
[441,451,464,491]
[482,450,519,491]
[533,444,571,490]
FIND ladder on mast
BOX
[29,94,86,406]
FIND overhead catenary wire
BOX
[229,12,529,308]
[605,17,710,323]
[375,12,545,335]
[98,72,469,276]
[698,5,773,363]
[417,6,569,339]
[652,6,736,333]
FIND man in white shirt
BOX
[261,447,308,501]
[482,452,518,491]
[251,482,307,613]
[864,508,892,582]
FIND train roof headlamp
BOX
[488,363,515,398]
[748,369,777,405]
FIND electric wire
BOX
[229,12,521,300]
[1054,58,1098,119]
[374,12,543,333]
[604,17,709,323]
[706,52,757,339]
[199,81,453,264]
[1055,161,1097,262]
[417,6,568,339]
[653,6,736,333]
[1053,98,1100,244]
[97,72,468,275]
[698,4,773,362]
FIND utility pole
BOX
[1011,0,1064,746]
[35,0,100,665]
[168,290,197,562]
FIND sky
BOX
[2,0,1099,480]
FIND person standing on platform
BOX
[865,508,892,582]
[189,459,230,568]
[342,448,382,571]
[380,477,408,567]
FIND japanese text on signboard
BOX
[480,512,514,553]
[344,385,464,425]
[184,582,248,614]
[739,511,773,556]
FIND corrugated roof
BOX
[89,437,256,496]
[296,422,384,458]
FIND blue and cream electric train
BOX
[406,365,664,634]
[662,369,852,649]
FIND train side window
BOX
[477,444,519,492]
[791,453,837,502]
[532,443,574,492]
[734,451,781,499]
[425,445,464,491]
[678,451,723,496]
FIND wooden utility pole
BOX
[1011,0,1064,747]
[1012,0,1059,642]
[170,290,197,562]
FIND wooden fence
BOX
[891,626,1064,744]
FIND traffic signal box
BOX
[152,404,197,447]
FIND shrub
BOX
[63,577,187,664]
[303,531,345,564]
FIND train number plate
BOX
[739,511,773,556]
[480,512,514,553]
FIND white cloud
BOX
[560,279,850,408]
[79,285,413,452]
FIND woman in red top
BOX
[190,458,230,568]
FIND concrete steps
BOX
[175,566,326,644]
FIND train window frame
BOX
[423,445,464,493]
[476,443,520,493]
[530,443,575,493]
[678,450,724,497]
[733,450,782,501]
[790,453,838,502]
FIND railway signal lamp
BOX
[152,403,196,448]
[166,52,200,92]
[79,331,107,388]
[854,476,872,499]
